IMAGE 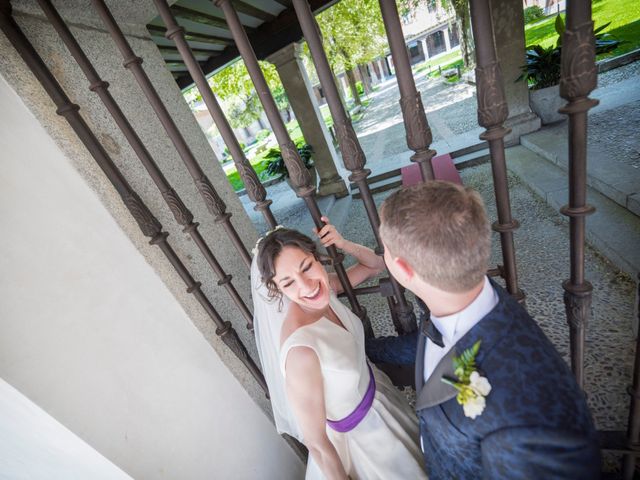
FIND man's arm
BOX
[481,425,601,479]
[365,332,418,365]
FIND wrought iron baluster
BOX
[214,0,373,337]
[91,0,252,269]
[469,0,524,302]
[623,275,640,478]
[291,0,416,335]
[152,0,277,231]
[558,0,598,388]
[0,2,266,392]
[378,0,435,181]
[36,0,254,329]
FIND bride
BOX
[251,217,426,479]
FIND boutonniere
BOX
[441,340,491,419]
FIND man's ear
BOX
[392,256,415,282]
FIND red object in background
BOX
[400,153,462,186]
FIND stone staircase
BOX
[342,123,640,279]
[506,131,640,279]
[349,142,491,199]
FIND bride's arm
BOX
[314,216,385,293]
[285,346,348,480]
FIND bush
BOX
[518,15,622,90]
[255,129,271,143]
[264,141,314,178]
[523,6,544,24]
[355,81,364,97]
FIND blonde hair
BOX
[379,181,491,292]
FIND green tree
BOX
[316,0,388,105]
[185,59,290,130]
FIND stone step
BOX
[507,145,640,278]
[349,145,490,199]
[520,127,640,219]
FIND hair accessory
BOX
[252,225,285,257]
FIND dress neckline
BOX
[280,297,350,348]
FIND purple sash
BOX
[326,364,375,433]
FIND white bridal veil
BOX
[250,255,303,440]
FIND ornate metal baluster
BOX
[558,0,598,388]
[378,0,435,181]
[469,0,524,302]
[623,275,640,478]
[36,0,254,329]
[292,0,416,335]
[152,0,277,230]
[214,0,373,337]
[91,0,252,268]
[0,2,266,392]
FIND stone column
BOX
[422,37,429,59]
[357,63,373,95]
[369,61,380,84]
[382,56,392,76]
[443,27,452,51]
[268,43,348,198]
[0,0,304,478]
[490,0,541,143]
[376,58,386,80]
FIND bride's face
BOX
[273,245,330,310]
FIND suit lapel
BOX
[415,346,458,410]
[414,280,516,412]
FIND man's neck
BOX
[420,279,485,318]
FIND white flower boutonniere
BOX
[441,340,492,420]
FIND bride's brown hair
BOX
[257,228,323,301]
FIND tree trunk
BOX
[454,1,474,69]
[345,68,362,107]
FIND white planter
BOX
[529,84,566,125]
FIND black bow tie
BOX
[421,319,445,348]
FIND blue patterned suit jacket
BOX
[366,281,601,479]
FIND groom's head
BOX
[379,181,491,295]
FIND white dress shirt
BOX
[423,276,499,383]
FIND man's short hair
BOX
[379,181,491,293]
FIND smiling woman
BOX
[252,221,427,480]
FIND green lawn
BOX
[413,0,639,76]
[524,0,640,57]
[413,50,462,75]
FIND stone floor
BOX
[241,60,640,472]
[339,163,637,471]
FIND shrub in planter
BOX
[264,142,316,188]
[518,15,622,123]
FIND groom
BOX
[368,181,600,479]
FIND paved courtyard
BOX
[240,58,640,471]
[340,163,636,471]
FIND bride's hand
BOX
[314,216,346,250]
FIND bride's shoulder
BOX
[279,303,319,347]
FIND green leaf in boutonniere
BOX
[441,340,491,419]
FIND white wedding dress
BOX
[279,294,427,480]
